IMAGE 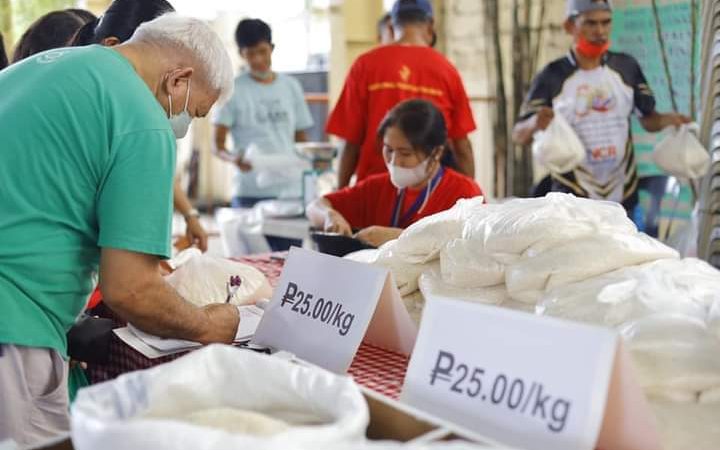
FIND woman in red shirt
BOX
[307,99,483,247]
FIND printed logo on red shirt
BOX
[399,65,411,82]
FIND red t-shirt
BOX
[324,168,483,229]
[326,45,477,182]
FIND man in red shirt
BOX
[326,0,477,188]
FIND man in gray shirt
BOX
[213,18,313,213]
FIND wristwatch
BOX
[184,208,200,219]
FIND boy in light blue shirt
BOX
[213,18,313,208]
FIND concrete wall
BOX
[442,0,572,197]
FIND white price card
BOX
[401,296,661,450]
[252,247,417,373]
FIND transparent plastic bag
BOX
[620,314,720,396]
[72,345,369,450]
[531,113,585,173]
[506,232,678,302]
[462,193,635,256]
[165,248,273,306]
[418,268,509,306]
[537,258,717,327]
[244,143,310,190]
[653,123,710,179]
[390,197,485,264]
[439,239,504,288]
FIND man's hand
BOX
[185,216,208,252]
[100,248,239,344]
[640,112,692,132]
[354,226,402,248]
[324,210,352,236]
[661,113,692,129]
[235,157,253,172]
[533,106,555,132]
[199,304,240,344]
[512,106,554,145]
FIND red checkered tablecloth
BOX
[348,342,408,399]
[86,253,409,400]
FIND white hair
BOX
[130,13,233,103]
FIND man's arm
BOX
[639,112,692,133]
[450,137,475,178]
[213,124,251,172]
[212,125,235,163]
[512,107,554,146]
[173,178,208,252]
[99,248,238,344]
[337,142,361,189]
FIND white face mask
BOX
[167,79,192,139]
[387,156,431,189]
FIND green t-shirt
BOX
[0,46,175,356]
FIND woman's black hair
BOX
[72,0,174,47]
[235,18,272,49]
[65,8,97,24]
[12,10,90,63]
[377,99,448,158]
[0,32,8,70]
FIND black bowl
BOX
[310,231,376,257]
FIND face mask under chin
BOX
[575,36,610,59]
[251,70,273,80]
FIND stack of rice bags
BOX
[346,193,720,449]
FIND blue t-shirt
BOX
[212,72,313,198]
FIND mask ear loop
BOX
[417,148,443,215]
[167,93,173,119]
[182,79,191,113]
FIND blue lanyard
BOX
[390,167,445,228]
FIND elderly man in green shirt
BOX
[0,13,240,446]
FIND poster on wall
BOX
[611,0,701,236]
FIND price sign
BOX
[252,247,417,373]
[401,296,661,450]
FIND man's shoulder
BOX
[535,54,577,83]
[358,44,451,64]
[605,51,642,73]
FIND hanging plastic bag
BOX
[72,345,370,450]
[165,248,273,306]
[244,143,310,191]
[652,123,710,179]
[531,113,585,174]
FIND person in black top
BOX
[513,0,690,213]
[11,9,95,63]
[0,32,8,70]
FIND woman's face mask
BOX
[383,125,440,188]
[167,78,192,139]
[387,156,432,189]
